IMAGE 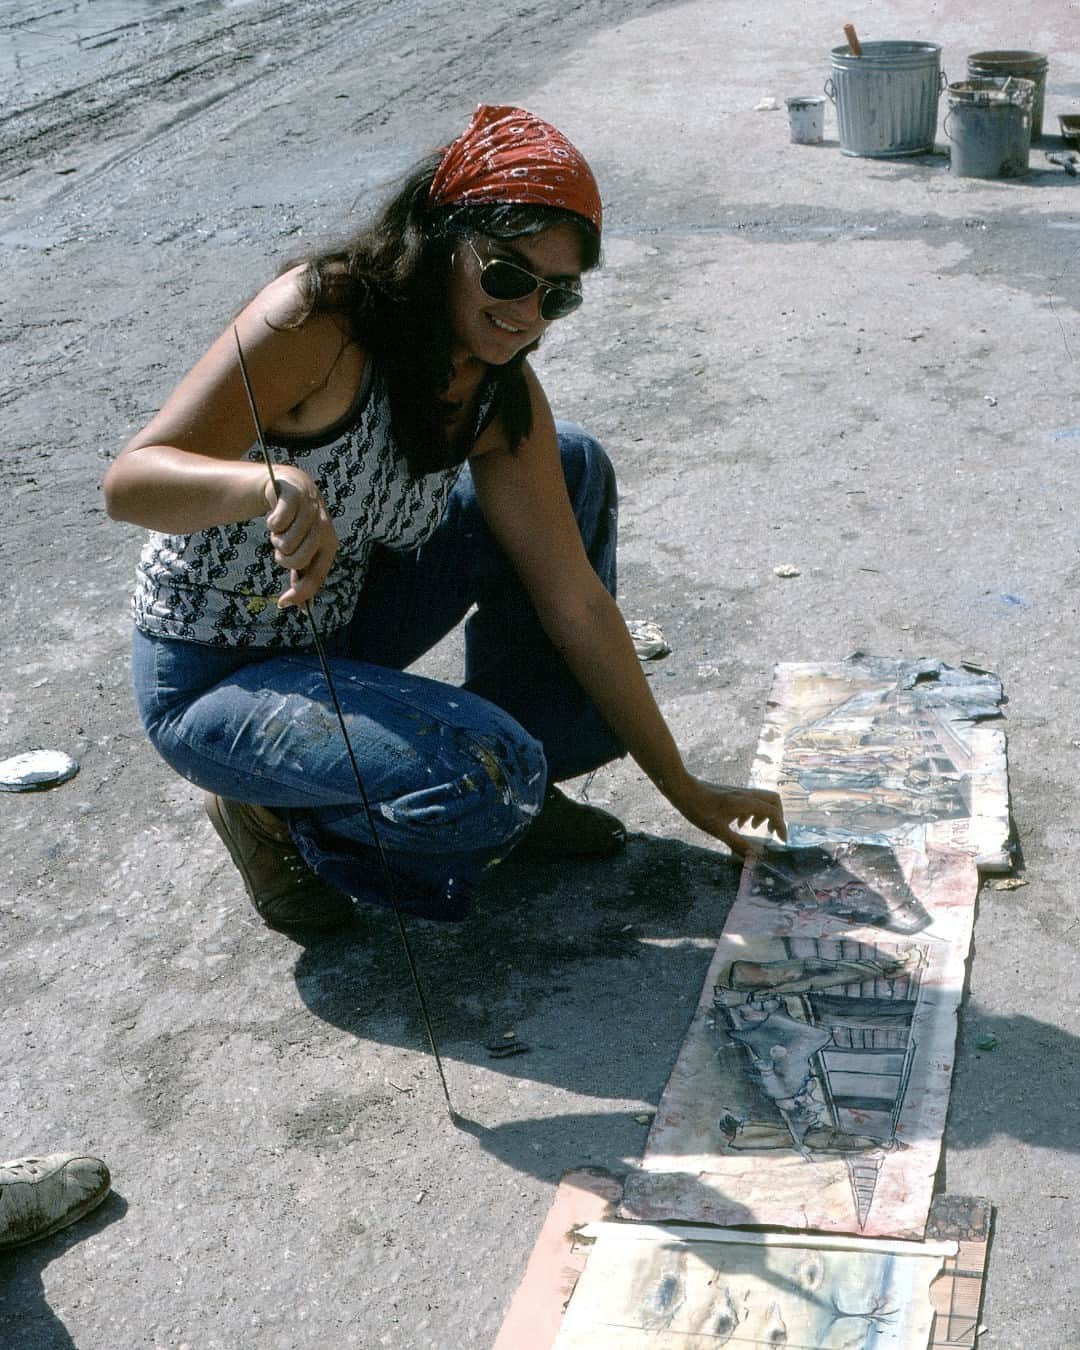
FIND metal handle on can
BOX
[824,76,836,102]
[939,69,948,91]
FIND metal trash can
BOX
[826,41,944,157]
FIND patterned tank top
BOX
[132,363,496,647]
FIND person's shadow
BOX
[292,832,749,1184]
[948,999,1080,1153]
[291,836,1080,1190]
[0,1189,127,1350]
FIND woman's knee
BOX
[359,718,546,860]
[554,421,617,503]
[460,720,548,844]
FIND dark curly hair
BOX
[281,152,602,477]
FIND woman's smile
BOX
[486,312,526,334]
[449,220,585,366]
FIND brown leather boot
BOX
[515,785,627,860]
[204,794,353,932]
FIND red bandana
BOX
[428,104,602,234]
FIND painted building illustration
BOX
[712,937,926,1230]
[778,684,978,835]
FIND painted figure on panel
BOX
[750,844,932,935]
[712,943,925,1228]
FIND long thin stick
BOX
[232,326,458,1123]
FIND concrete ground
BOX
[2,0,1078,1344]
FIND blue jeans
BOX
[131,424,623,920]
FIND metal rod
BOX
[232,326,458,1123]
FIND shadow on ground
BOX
[0,1191,127,1350]
[290,833,740,1163]
[290,833,1080,1183]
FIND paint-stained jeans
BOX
[131,423,623,920]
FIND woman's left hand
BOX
[669,776,788,856]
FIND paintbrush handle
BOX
[844,23,862,55]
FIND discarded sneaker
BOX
[515,785,627,860]
[204,794,354,932]
[0,1154,111,1250]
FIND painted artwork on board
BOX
[748,840,933,935]
[618,659,1002,1238]
[495,1174,990,1350]
[749,658,1010,870]
[709,939,925,1231]
[621,843,978,1238]
[553,1223,951,1349]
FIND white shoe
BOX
[0,1154,111,1250]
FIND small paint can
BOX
[786,95,826,144]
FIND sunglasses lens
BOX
[540,289,583,320]
[477,254,584,321]
[479,259,536,302]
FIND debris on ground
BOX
[486,1032,530,1059]
[627,620,671,660]
[0,749,80,792]
[1047,152,1079,176]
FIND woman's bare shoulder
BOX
[234,267,366,434]
[246,265,342,343]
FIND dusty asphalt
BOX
[3,0,1080,1345]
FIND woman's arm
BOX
[103,270,353,608]
[468,367,786,855]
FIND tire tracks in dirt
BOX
[1,0,395,210]
[3,0,678,225]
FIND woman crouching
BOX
[104,104,785,931]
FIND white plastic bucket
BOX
[786,96,826,144]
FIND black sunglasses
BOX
[466,239,583,321]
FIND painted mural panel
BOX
[748,658,1009,871]
[553,1223,951,1349]
[621,847,977,1238]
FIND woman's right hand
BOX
[264,464,338,608]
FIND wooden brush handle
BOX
[844,23,862,55]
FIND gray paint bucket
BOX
[826,41,944,157]
[967,50,1048,138]
[945,78,1034,179]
